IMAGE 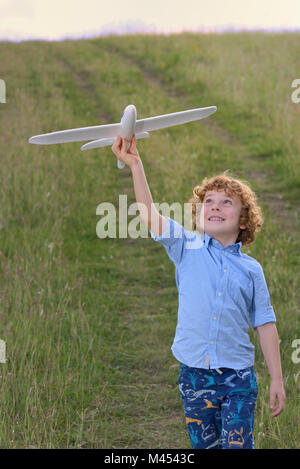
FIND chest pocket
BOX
[227,272,253,309]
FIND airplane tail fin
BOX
[80,132,149,151]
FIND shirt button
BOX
[229,249,233,252]
[213,316,217,320]
[218,292,222,296]
[210,341,214,345]
[223,269,227,273]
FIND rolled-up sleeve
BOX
[149,216,186,265]
[249,263,276,329]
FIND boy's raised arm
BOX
[111,135,167,238]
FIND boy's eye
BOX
[204,199,232,204]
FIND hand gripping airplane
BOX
[29,104,217,169]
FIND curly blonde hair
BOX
[188,170,263,246]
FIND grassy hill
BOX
[0,32,299,448]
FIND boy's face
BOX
[201,189,245,247]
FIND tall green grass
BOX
[0,33,299,448]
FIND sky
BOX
[0,0,299,41]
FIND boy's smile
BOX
[208,216,225,222]
[202,190,246,247]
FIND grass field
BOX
[0,32,299,448]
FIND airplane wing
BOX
[135,106,216,133]
[28,106,216,145]
[28,122,121,144]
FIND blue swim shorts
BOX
[179,364,258,449]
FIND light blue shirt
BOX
[149,216,276,370]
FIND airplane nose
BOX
[122,104,137,120]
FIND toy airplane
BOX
[29,104,217,169]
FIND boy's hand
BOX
[269,379,286,417]
[111,134,141,169]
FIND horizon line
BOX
[0,25,300,43]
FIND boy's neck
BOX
[207,233,238,248]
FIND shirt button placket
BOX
[209,253,227,367]
[209,289,222,366]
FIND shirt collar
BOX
[204,232,242,256]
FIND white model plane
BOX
[29,104,217,169]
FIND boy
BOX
[111,135,285,449]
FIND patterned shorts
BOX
[179,364,258,449]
